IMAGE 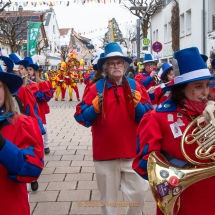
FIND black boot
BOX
[31,180,39,191]
[44,147,50,154]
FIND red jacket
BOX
[0,114,44,215]
[36,81,53,124]
[17,85,45,134]
[133,99,215,215]
[149,87,172,106]
[135,71,157,90]
[75,77,152,160]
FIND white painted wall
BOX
[44,8,61,61]
[151,0,215,64]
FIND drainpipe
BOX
[202,0,206,54]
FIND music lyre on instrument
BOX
[148,111,215,215]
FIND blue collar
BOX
[0,106,14,122]
[106,77,123,89]
[156,98,177,112]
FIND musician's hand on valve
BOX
[203,100,215,127]
[150,70,156,78]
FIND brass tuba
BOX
[148,115,215,215]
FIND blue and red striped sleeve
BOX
[0,115,44,183]
[37,81,53,103]
[74,84,99,127]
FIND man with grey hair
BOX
[74,42,152,215]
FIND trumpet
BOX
[150,67,161,84]
[154,74,161,84]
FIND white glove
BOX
[148,86,155,94]
[59,80,64,82]
[65,76,69,78]
[203,100,215,127]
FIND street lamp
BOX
[130,6,147,63]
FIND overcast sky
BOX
[18,1,138,45]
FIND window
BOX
[213,14,215,31]
[77,47,80,52]
[164,24,167,43]
[53,25,55,34]
[151,31,156,43]
[168,21,172,42]
[156,29,158,41]
[186,9,192,35]
[180,13,185,37]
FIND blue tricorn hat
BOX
[163,47,215,91]
[142,53,156,64]
[9,53,29,68]
[93,53,104,71]
[24,57,39,71]
[0,56,14,73]
[160,62,173,80]
[0,65,23,94]
[97,42,132,71]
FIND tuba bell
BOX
[148,115,215,215]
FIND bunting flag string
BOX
[1,0,129,7]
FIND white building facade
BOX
[150,0,215,64]
[44,7,61,67]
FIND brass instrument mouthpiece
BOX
[201,96,208,101]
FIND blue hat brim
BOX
[0,56,14,73]
[162,75,215,92]
[161,67,173,80]
[97,56,132,72]
[143,60,156,64]
[93,64,98,71]
[28,64,39,71]
[0,72,23,94]
[15,60,29,68]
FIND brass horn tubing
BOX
[148,151,215,215]
[196,141,215,158]
[181,116,215,166]
[201,132,215,149]
[196,145,215,160]
[185,123,212,145]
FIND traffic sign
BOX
[152,41,163,53]
[142,38,150,46]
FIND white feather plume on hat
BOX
[13,64,20,71]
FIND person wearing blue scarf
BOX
[0,65,44,215]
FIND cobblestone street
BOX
[29,83,156,215]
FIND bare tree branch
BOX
[0,11,30,52]
[122,0,163,38]
[0,0,11,13]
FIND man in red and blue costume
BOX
[74,42,152,215]
[0,65,44,215]
[135,53,159,90]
